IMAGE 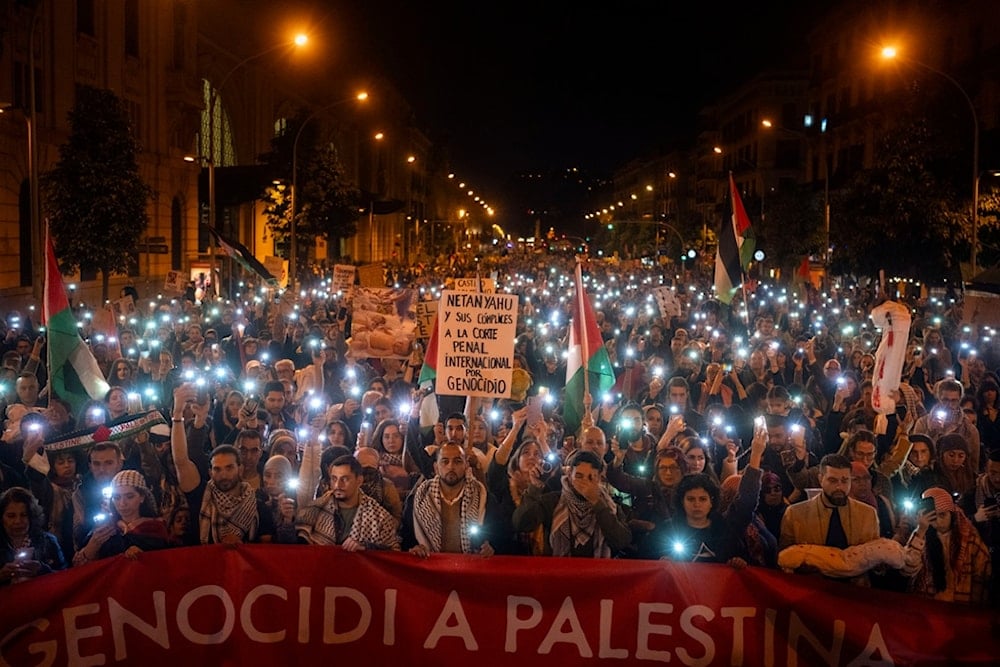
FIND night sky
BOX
[269,1,839,202]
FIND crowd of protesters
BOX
[1,252,997,608]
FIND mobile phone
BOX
[337,306,348,320]
[919,496,936,513]
[983,496,998,508]
[779,449,797,467]
[526,396,543,427]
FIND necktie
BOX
[825,506,848,549]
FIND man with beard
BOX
[779,454,879,554]
[403,443,494,557]
[71,442,124,550]
[170,384,275,545]
[913,378,982,473]
[295,455,399,550]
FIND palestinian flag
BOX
[43,229,110,416]
[204,226,278,287]
[714,173,755,304]
[563,262,615,436]
[417,311,439,389]
[416,311,440,431]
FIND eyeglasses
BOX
[658,464,681,472]
[962,408,976,415]
[763,485,783,492]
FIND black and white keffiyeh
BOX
[550,475,617,558]
[199,480,259,544]
[410,475,486,554]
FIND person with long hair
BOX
[975,377,1000,455]
[72,470,169,564]
[902,487,992,605]
[370,418,419,498]
[929,433,977,498]
[107,358,137,390]
[1,487,65,585]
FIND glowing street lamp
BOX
[880,44,979,275]
[290,91,368,286]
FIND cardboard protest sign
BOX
[435,290,518,398]
[415,300,438,339]
[163,270,185,292]
[332,264,357,294]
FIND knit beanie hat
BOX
[936,433,968,455]
[922,487,956,514]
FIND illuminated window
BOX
[199,79,237,166]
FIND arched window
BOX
[199,79,236,166]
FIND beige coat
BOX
[779,494,879,551]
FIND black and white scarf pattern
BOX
[410,475,486,554]
[296,490,399,550]
[199,480,259,544]
[550,475,616,558]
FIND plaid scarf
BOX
[911,510,992,604]
[550,475,616,558]
[411,475,486,554]
[199,480,259,544]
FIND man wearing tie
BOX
[779,454,880,563]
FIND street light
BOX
[880,45,980,275]
[205,33,308,297]
[290,91,368,287]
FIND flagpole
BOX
[575,260,595,428]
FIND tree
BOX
[43,86,153,301]
[260,114,362,262]
[830,90,968,282]
[756,183,825,276]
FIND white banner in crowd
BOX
[346,287,417,359]
[332,264,357,294]
[435,290,518,398]
[263,256,288,288]
[652,286,682,319]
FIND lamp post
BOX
[205,34,307,297]
[290,91,367,288]
[880,46,979,276]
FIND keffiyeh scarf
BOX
[296,491,396,548]
[199,480,259,544]
[550,475,617,558]
[411,475,486,554]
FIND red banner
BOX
[1,545,997,666]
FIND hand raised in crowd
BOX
[277,494,296,523]
[658,414,686,451]
[173,383,198,411]
[789,423,807,462]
